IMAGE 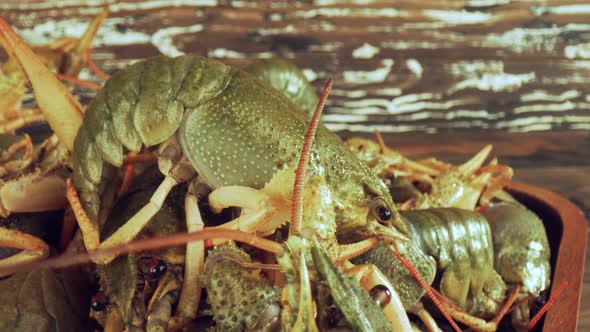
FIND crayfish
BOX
[0,10,559,332]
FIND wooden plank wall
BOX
[2,0,590,134]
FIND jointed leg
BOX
[174,193,205,324]
[0,108,44,133]
[208,186,290,246]
[435,284,520,332]
[67,172,178,264]
[0,227,49,276]
[410,302,443,332]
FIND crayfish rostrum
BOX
[0,11,557,332]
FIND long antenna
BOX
[289,79,333,237]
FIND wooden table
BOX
[2,0,589,329]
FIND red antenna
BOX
[289,79,333,237]
[528,281,568,330]
[391,249,462,332]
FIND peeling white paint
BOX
[330,89,367,98]
[309,42,343,52]
[424,10,494,25]
[374,87,402,96]
[452,72,535,92]
[549,4,590,15]
[448,61,535,92]
[390,93,441,106]
[406,59,423,78]
[497,115,590,130]
[521,90,581,103]
[294,8,403,19]
[342,59,394,84]
[14,18,151,47]
[389,99,477,114]
[513,101,590,114]
[207,48,246,59]
[565,43,590,59]
[342,99,392,109]
[352,43,380,59]
[484,24,590,54]
[151,24,204,57]
[380,40,452,50]
[466,0,511,7]
[512,123,554,132]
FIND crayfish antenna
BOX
[390,246,462,332]
[0,228,284,277]
[289,78,333,236]
[0,17,82,152]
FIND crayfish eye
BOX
[147,259,167,280]
[91,293,108,311]
[371,199,392,225]
[369,284,392,308]
[378,207,391,221]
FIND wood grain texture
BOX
[2,0,590,133]
[1,1,589,330]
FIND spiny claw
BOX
[457,144,492,176]
[292,244,319,332]
[0,17,82,151]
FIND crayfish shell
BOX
[203,242,280,331]
[483,202,551,295]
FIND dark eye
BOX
[378,207,391,221]
[147,259,167,279]
[371,199,393,225]
[369,284,392,308]
[91,293,108,311]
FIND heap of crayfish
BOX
[0,8,562,332]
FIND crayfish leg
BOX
[207,184,290,246]
[411,302,443,332]
[0,227,49,276]
[0,108,44,134]
[0,17,82,151]
[173,193,205,325]
[66,6,109,78]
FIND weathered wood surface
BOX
[1,0,589,330]
[2,0,590,133]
